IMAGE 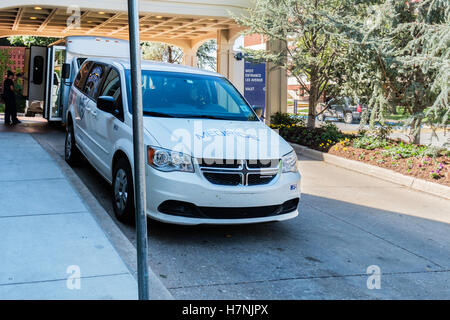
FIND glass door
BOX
[46,46,66,121]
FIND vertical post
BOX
[265,39,288,125]
[127,0,149,300]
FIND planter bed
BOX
[327,144,449,187]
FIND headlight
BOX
[282,150,298,173]
[147,146,194,172]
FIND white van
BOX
[65,58,301,225]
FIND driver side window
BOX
[99,68,123,121]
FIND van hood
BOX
[143,117,293,160]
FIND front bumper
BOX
[144,164,301,225]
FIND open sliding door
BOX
[26,46,47,102]
[45,46,66,121]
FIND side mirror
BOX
[252,106,264,119]
[62,63,71,79]
[97,96,119,115]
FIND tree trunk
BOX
[168,46,173,63]
[307,73,319,128]
[411,117,422,145]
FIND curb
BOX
[291,143,450,200]
[33,133,173,300]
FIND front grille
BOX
[248,173,277,186]
[198,159,280,186]
[158,198,300,219]
[203,172,241,186]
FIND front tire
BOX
[344,112,353,124]
[112,157,135,224]
[65,121,82,166]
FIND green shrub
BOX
[271,120,352,151]
[270,112,303,126]
[353,135,389,150]
[373,124,393,140]
[421,146,448,158]
[382,141,428,158]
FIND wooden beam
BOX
[12,8,23,31]
[139,17,178,34]
[37,9,57,32]
[171,19,233,39]
[109,14,150,35]
[152,18,206,38]
[86,13,122,34]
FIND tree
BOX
[335,0,449,144]
[0,48,12,81]
[141,42,183,64]
[235,0,364,128]
[197,39,217,71]
[8,36,59,47]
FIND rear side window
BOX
[74,61,92,90]
[84,64,107,100]
[99,69,124,121]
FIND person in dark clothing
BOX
[3,70,21,125]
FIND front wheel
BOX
[344,112,353,124]
[112,158,135,224]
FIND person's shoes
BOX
[12,119,22,125]
[4,122,11,126]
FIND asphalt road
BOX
[34,125,450,299]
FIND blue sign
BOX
[244,61,266,116]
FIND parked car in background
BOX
[317,97,367,124]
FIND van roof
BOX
[87,57,222,77]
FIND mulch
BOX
[327,144,450,187]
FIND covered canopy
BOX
[0,0,248,48]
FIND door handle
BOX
[91,110,97,117]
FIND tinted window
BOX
[77,58,87,68]
[99,69,123,120]
[84,64,107,100]
[74,61,92,90]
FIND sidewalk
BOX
[0,131,139,299]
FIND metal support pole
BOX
[127,0,149,300]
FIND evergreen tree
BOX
[335,0,449,143]
[196,40,217,71]
[235,0,370,128]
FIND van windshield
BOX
[125,70,258,121]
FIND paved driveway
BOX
[33,126,450,299]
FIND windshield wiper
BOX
[143,111,175,118]
[181,115,232,120]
